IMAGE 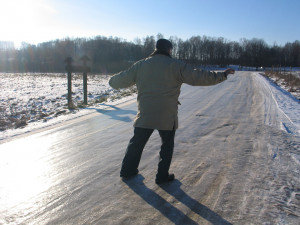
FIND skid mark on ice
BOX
[201,171,226,207]
[181,162,211,186]
[193,120,237,141]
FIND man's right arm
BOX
[109,62,138,89]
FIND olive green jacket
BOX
[109,54,227,130]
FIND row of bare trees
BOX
[0,35,299,73]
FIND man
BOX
[109,39,235,184]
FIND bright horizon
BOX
[1,0,300,48]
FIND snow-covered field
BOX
[0,71,299,141]
[0,73,136,140]
[265,71,300,100]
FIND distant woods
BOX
[0,35,299,73]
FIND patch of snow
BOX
[0,73,136,141]
[254,73,300,136]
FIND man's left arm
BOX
[180,64,235,86]
[224,68,235,77]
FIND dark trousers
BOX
[120,127,176,180]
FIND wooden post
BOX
[65,57,74,109]
[279,65,281,74]
[80,55,90,105]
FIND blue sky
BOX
[1,0,299,47]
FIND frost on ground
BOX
[0,73,136,139]
[255,73,300,136]
[263,70,300,100]
[1,71,299,141]
[0,72,299,224]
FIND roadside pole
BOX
[65,57,74,109]
[80,55,91,105]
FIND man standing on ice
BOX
[109,39,235,184]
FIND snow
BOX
[0,71,299,224]
[1,71,299,141]
[0,73,136,141]
[254,73,300,135]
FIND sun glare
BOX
[0,134,56,211]
[0,0,57,47]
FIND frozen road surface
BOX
[1,72,299,224]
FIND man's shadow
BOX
[92,103,136,122]
[161,179,232,225]
[123,175,232,225]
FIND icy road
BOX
[0,72,299,224]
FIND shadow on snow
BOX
[89,103,136,122]
[123,175,232,225]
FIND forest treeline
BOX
[0,34,299,73]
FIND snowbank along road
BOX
[0,72,299,224]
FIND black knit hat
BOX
[156,39,173,51]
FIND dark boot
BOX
[155,173,175,184]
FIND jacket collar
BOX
[150,50,172,58]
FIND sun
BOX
[0,0,57,47]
